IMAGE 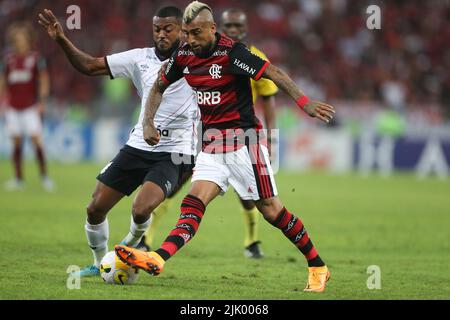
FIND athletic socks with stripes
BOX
[155,197,324,268]
[271,207,325,267]
[156,194,205,261]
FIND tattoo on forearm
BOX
[265,65,304,101]
[144,73,167,124]
[157,77,166,93]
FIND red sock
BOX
[271,207,325,267]
[156,195,205,261]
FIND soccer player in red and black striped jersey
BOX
[116,1,336,292]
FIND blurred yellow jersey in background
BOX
[249,45,278,103]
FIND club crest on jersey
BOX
[209,64,222,79]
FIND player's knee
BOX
[256,197,282,224]
[86,201,108,224]
[30,135,42,146]
[132,200,157,222]
[240,199,256,211]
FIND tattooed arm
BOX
[142,66,170,146]
[38,9,108,76]
[263,64,335,123]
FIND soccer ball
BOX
[99,251,139,285]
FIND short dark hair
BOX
[155,6,183,20]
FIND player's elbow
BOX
[84,65,101,76]
[84,58,107,76]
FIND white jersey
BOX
[106,48,199,155]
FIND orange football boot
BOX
[115,245,165,276]
[304,266,331,292]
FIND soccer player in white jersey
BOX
[38,6,198,276]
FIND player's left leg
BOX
[26,106,54,191]
[255,197,330,292]
[30,135,54,192]
[232,142,330,292]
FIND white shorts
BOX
[192,144,278,201]
[5,106,42,137]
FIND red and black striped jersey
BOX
[1,51,47,110]
[162,33,270,153]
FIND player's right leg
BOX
[79,181,125,277]
[116,151,227,275]
[5,136,25,191]
[4,109,24,191]
[140,170,193,251]
[115,180,222,275]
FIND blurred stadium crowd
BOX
[1,0,449,124]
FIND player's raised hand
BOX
[38,9,64,40]
[303,101,336,124]
[143,122,161,146]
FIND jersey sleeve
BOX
[229,42,270,81]
[105,49,141,80]
[250,46,278,97]
[161,51,183,86]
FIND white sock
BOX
[85,219,109,267]
[121,215,152,247]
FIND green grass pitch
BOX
[0,161,449,300]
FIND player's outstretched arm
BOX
[142,66,170,146]
[262,64,335,123]
[37,9,108,76]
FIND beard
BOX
[155,39,180,59]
